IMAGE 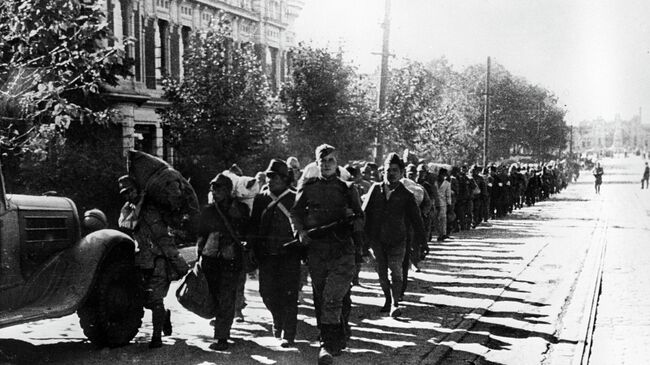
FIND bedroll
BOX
[127,150,200,233]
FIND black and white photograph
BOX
[0,0,649,364]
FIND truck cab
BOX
[0,162,144,347]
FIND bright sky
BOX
[293,0,650,124]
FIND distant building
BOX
[102,0,304,159]
[574,113,650,155]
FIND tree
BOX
[281,45,376,163]
[158,15,273,201]
[383,58,480,164]
[461,62,568,162]
[0,0,131,157]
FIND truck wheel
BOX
[78,259,144,347]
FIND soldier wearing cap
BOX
[117,175,180,349]
[290,144,364,365]
[248,159,300,347]
[363,153,426,317]
[286,156,302,188]
[196,173,250,351]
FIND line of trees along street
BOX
[0,7,568,223]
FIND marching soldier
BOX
[196,174,250,351]
[363,153,426,317]
[290,144,364,365]
[118,175,187,349]
[248,159,301,347]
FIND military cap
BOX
[118,175,137,194]
[406,163,417,173]
[210,173,233,192]
[315,144,336,160]
[345,164,359,178]
[384,152,405,171]
[83,208,108,232]
[264,159,290,177]
[286,156,300,169]
[416,163,428,172]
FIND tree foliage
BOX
[383,58,480,164]
[158,16,273,175]
[462,62,568,161]
[281,44,376,163]
[0,0,131,156]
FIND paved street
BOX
[0,156,648,365]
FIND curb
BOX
[418,240,550,364]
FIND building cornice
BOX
[196,0,261,23]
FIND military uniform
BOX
[197,191,249,344]
[290,170,364,355]
[249,185,300,344]
[364,181,425,311]
[118,176,189,348]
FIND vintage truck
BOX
[0,162,144,347]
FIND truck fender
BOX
[0,229,136,329]
[70,229,137,308]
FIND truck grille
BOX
[24,217,69,242]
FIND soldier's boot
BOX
[271,313,283,339]
[163,309,172,336]
[335,322,348,354]
[149,305,165,349]
[390,282,403,318]
[318,324,337,365]
[318,347,334,365]
[380,285,392,313]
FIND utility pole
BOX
[569,124,573,157]
[374,0,391,164]
[482,57,491,168]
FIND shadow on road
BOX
[0,193,585,365]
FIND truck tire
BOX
[78,258,144,347]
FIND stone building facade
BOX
[101,0,304,159]
[574,114,650,155]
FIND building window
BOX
[156,0,170,9]
[181,6,192,16]
[270,0,280,20]
[241,21,251,34]
[265,27,279,39]
[240,0,252,10]
[202,12,212,24]
[134,124,156,155]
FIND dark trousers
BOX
[455,201,469,230]
[373,242,406,306]
[202,255,241,340]
[472,198,482,226]
[482,195,490,222]
[258,253,302,341]
[308,240,356,326]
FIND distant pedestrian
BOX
[642,162,649,189]
[592,162,604,194]
[435,168,452,241]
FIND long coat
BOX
[363,182,426,251]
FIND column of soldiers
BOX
[118,146,574,365]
